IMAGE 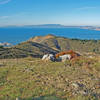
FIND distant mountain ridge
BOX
[1,24,99,30]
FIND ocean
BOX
[0,27,100,45]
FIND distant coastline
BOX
[0,24,98,28]
[81,27,100,31]
[0,24,100,31]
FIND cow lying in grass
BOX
[55,50,80,59]
[42,50,80,62]
[57,54,71,62]
[42,54,55,62]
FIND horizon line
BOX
[0,24,99,27]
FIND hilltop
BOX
[29,34,100,53]
[0,34,100,59]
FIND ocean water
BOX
[0,27,100,45]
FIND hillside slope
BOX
[29,34,100,53]
[0,57,100,100]
[0,41,58,59]
[0,34,100,59]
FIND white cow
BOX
[42,54,55,62]
[58,54,71,62]
[42,54,49,60]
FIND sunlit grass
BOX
[0,56,100,100]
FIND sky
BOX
[0,0,100,26]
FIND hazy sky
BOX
[0,0,100,26]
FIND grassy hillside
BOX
[0,34,100,59]
[0,56,100,100]
[0,41,58,59]
[30,34,100,53]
